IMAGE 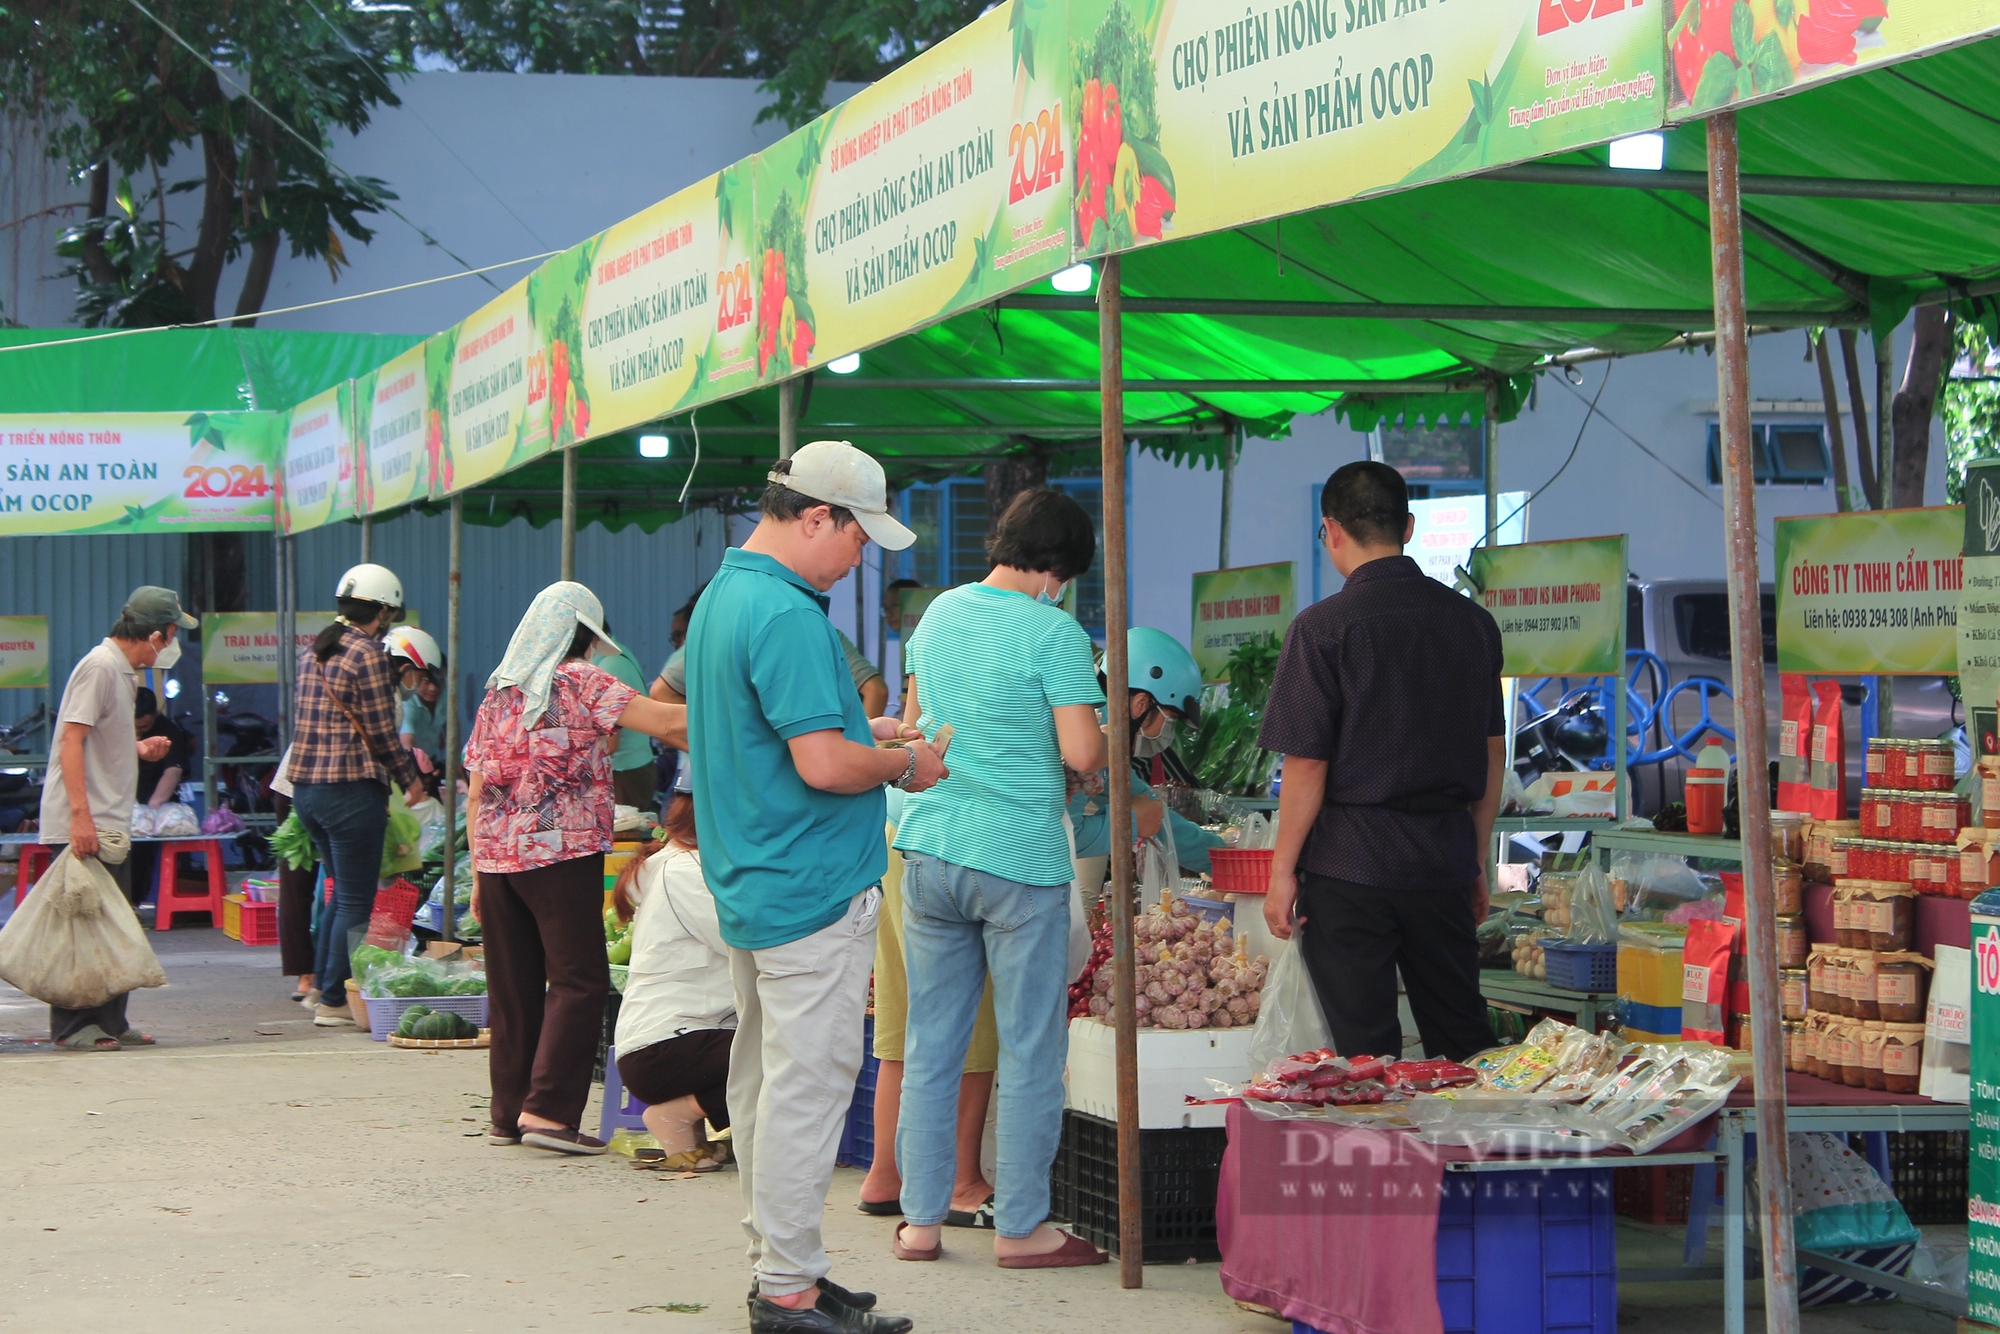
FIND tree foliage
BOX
[0,0,407,327]
[394,0,991,129]
[1946,320,2000,503]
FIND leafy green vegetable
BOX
[350,942,403,983]
[377,965,444,998]
[1185,634,1284,795]
[271,811,316,871]
[444,974,487,996]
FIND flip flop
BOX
[892,1222,941,1262]
[857,1196,903,1217]
[945,1195,995,1229]
[996,1231,1108,1269]
[114,1031,155,1047]
[57,1025,120,1051]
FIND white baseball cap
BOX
[770,440,915,551]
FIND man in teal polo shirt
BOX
[688,439,945,1334]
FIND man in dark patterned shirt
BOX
[1259,462,1504,1062]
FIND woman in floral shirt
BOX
[466,582,686,1154]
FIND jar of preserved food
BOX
[1775,914,1810,969]
[1866,882,1916,951]
[1771,859,1804,916]
[1730,1012,1754,1052]
[1876,953,1933,1025]
[1839,1022,1868,1088]
[1921,739,1956,792]
[1780,968,1808,1021]
[1807,947,1834,1014]
[1881,1023,1926,1094]
[1795,1019,1820,1075]
[1883,740,1909,788]
[1861,788,1892,836]
[1850,950,1879,1022]
[1832,884,1862,948]
[1982,758,2000,829]
[1771,810,1806,864]
[1865,736,1889,788]
[1833,949,1859,1018]
[1858,1021,1888,1090]
[1782,1021,1803,1072]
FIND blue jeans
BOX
[896,852,1071,1239]
[294,780,390,1008]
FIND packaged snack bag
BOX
[1809,681,1846,820]
[1777,674,1814,813]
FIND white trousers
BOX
[726,887,880,1297]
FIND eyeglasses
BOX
[1309,516,1328,544]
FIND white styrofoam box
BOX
[1064,1016,1256,1129]
[1922,944,1969,1103]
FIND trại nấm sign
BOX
[1192,561,1297,683]
[203,610,420,684]
[1775,507,1962,675]
[0,615,50,689]
[0,412,280,535]
[1468,534,1626,676]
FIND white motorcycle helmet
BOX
[335,563,405,611]
[384,625,442,675]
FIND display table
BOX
[4,831,235,929]
[1215,1075,1967,1334]
[1478,970,1618,1032]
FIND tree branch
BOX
[1891,305,1954,507]
[1839,329,1879,508]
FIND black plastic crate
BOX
[1049,1109,1226,1263]
[1881,1131,1967,1225]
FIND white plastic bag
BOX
[1245,938,1333,1071]
[1063,814,1091,984]
[152,802,199,837]
[128,804,158,838]
[0,835,166,1009]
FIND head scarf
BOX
[487,582,620,718]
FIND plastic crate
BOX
[238,897,280,946]
[836,1014,879,1169]
[1208,848,1272,894]
[1542,942,1617,993]
[1614,1164,1697,1225]
[221,893,244,941]
[1049,1108,1225,1263]
[1884,1130,1968,1224]
[363,992,488,1042]
[368,879,423,936]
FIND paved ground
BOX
[0,906,1967,1333]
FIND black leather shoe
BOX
[747,1293,911,1334]
[745,1279,876,1314]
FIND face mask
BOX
[151,635,182,670]
[1133,715,1177,758]
[1034,578,1069,607]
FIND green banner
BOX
[1066,0,1662,259]
[1191,561,1296,683]
[1469,534,1626,676]
[1970,898,2000,1323]
[0,411,279,535]
[1775,507,1963,675]
[0,615,49,688]
[203,608,421,684]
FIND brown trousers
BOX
[478,852,608,1132]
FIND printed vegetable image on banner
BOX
[1776,507,1963,675]
[278,384,352,534]
[358,342,433,513]
[1067,0,1662,258]
[700,162,765,402]
[0,615,49,689]
[778,0,1073,374]
[1666,0,2000,120]
[0,411,280,535]
[1469,534,1627,677]
[437,278,539,495]
[1191,562,1296,683]
[573,178,725,437]
[528,247,591,452]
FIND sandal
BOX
[892,1222,942,1262]
[857,1196,904,1217]
[57,1025,120,1051]
[996,1230,1108,1269]
[945,1195,996,1229]
[115,1030,155,1047]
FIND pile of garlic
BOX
[1085,896,1269,1029]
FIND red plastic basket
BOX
[1208,848,1273,894]
[366,878,424,943]
[238,899,281,947]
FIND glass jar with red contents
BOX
[1886,739,1914,788]
[1899,793,1927,840]
[1920,739,1956,792]
[1860,789,1892,836]
[1906,845,1930,888]
[1947,850,1964,897]
[1860,840,1886,880]
[1865,737,1890,788]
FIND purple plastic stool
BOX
[597,1044,651,1142]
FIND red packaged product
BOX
[1810,682,1846,819]
[1779,675,1815,813]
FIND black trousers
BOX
[48,857,138,1043]
[1295,872,1494,1063]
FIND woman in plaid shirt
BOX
[290,564,429,1029]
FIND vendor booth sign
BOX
[1775,507,1962,675]
[203,610,418,684]
[357,342,434,513]
[1192,562,1296,684]
[0,615,49,689]
[277,384,355,534]
[1468,535,1626,677]
[1065,0,1662,258]
[0,411,279,535]
[1409,492,1528,586]
[435,279,541,495]
[1968,890,2000,1323]
[1961,461,2000,711]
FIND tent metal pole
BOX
[1707,109,1800,1334]
[1875,332,1895,511]
[279,535,296,753]
[359,515,372,563]
[1218,423,1237,568]
[1483,379,1501,549]
[630,423,1232,439]
[823,377,1488,394]
[1100,254,1142,1287]
[996,295,1864,327]
[1483,162,2000,206]
[443,494,462,945]
[203,546,217,819]
[778,379,799,460]
[560,446,577,582]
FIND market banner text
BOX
[1776,507,1962,676]
[1469,534,1626,677]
